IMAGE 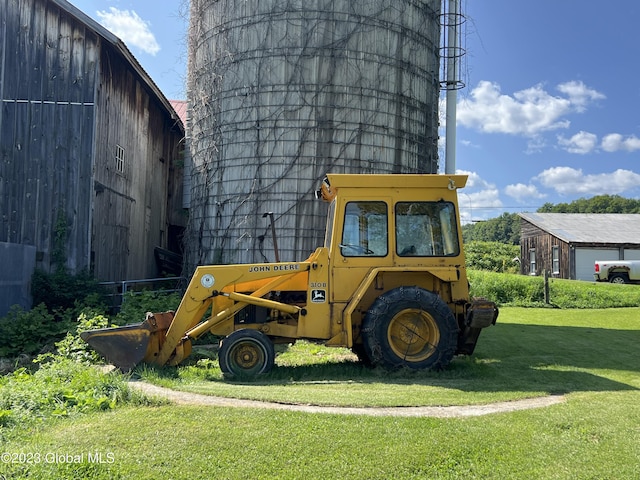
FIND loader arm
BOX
[81,260,312,370]
[157,267,309,365]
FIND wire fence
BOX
[99,277,186,313]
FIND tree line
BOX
[462,194,640,245]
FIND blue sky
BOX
[69,1,640,222]
[68,1,189,99]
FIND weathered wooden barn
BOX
[518,213,640,281]
[0,0,185,314]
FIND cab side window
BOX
[340,201,388,257]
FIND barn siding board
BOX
[2,0,97,270]
[2,0,185,301]
[519,220,571,278]
[91,45,184,280]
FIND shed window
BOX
[115,144,125,174]
[529,249,536,275]
[552,246,560,274]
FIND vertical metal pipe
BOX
[444,0,460,175]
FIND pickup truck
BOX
[594,260,640,284]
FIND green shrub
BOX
[115,290,182,325]
[0,304,73,358]
[464,241,520,273]
[31,268,107,317]
[42,311,115,365]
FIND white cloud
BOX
[457,80,605,137]
[504,183,546,202]
[525,136,547,155]
[601,133,640,152]
[456,170,503,223]
[535,166,640,195]
[467,189,503,208]
[456,169,493,190]
[556,81,605,112]
[557,131,598,154]
[97,8,160,56]
[460,139,480,148]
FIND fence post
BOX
[544,270,550,304]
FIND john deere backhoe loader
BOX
[82,174,498,377]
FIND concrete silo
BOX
[186,0,441,267]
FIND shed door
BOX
[575,248,619,281]
[623,249,640,260]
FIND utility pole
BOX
[440,0,465,174]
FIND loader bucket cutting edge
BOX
[80,311,175,371]
[80,324,152,372]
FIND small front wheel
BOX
[219,329,275,378]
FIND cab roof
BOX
[325,174,468,190]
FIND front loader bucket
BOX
[80,311,174,371]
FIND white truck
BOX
[594,260,640,284]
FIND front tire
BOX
[219,329,275,378]
[362,287,458,370]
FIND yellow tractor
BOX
[82,174,498,377]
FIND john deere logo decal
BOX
[311,290,326,303]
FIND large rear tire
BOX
[219,329,275,378]
[362,286,458,370]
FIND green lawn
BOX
[2,307,639,479]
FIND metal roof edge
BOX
[518,212,640,244]
[517,212,572,243]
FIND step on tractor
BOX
[82,174,498,377]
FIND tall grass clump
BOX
[468,270,640,308]
[0,360,134,439]
[0,311,163,441]
[469,270,544,306]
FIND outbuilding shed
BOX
[518,213,640,281]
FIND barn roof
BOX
[52,0,183,132]
[518,213,640,244]
[169,100,187,127]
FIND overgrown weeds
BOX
[0,310,165,441]
[0,304,73,358]
[0,359,145,442]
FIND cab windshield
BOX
[395,202,460,256]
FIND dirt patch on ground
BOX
[129,381,565,418]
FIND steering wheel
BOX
[339,244,374,255]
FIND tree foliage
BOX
[537,194,640,213]
[462,194,640,245]
[462,213,520,245]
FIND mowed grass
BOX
[2,307,640,479]
[136,307,640,407]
